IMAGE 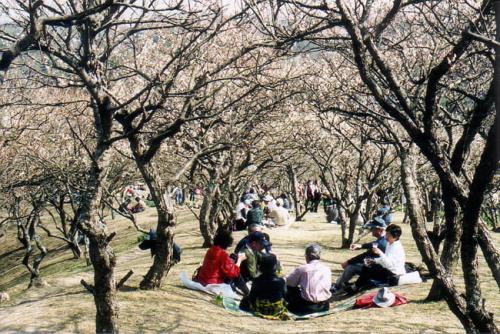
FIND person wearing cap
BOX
[284,244,332,315]
[347,224,406,293]
[231,224,271,258]
[239,254,289,319]
[268,198,291,228]
[240,231,272,281]
[332,217,388,293]
[246,200,264,227]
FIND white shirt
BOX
[267,199,277,211]
[374,239,406,276]
[234,202,247,220]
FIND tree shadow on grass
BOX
[118,285,140,292]
[11,289,86,307]
[0,247,24,260]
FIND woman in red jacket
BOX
[194,229,243,286]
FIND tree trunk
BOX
[339,208,350,248]
[426,187,462,301]
[68,240,82,259]
[135,159,176,290]
[364,193,374,222]
[399,150,478,332]
[87,231,118,333]
[459,111,499,333]
[348,205,361,245]
[287,166,305,221]
[76,144,119,333]
[199,173,218,247]
[477,220,500,288]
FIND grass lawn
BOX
[0,207,498,333]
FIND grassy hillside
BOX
[0,208,498,333]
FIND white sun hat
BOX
[373,287,396,308]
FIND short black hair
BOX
[259,253,278,274]
[213,229,233,249]
[386,224,402,240]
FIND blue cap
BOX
[248,231,271,247]
[363,216,387,230]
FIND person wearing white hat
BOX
[233,198,251,230]
[262,195,276,228]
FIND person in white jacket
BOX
[347,224,406,293]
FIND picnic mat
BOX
[220,295,358,320]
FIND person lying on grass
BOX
[239,253,289,320]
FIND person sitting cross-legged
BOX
[268,198,291,228]
[346,224,406,294]
[239,253,289,319]
[331,217,387,294]
[284,244,332,315]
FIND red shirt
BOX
[195,246,240,285]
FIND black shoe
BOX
[343,284,357,296]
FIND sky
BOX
[0,0,242,24]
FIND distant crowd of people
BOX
[233,188,292,230]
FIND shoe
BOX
[343,283,358,296]
[330,284,340,293]
[331,287,345,296]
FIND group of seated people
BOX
[119,196,147,214]
[233,193,291,231]
[332,219,405,294]
[193,214,406,318]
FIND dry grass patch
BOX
[0,208,498,333]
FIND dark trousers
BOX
[312,199,321,212]
[305,199,314,212]
[355,264,396,288]
[227,275,250,296]
[285,286,329,315]
[233,219,246,231]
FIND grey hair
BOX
[305,243,321,261]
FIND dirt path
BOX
[0,208,498,333]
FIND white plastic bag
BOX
[179,272,242,300]
[398,271,422,285]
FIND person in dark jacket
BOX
[332,217,387,293]
[138,229,182,263]
[231,224,271,259]
[245,200,264,226]
[239,253,289,319]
